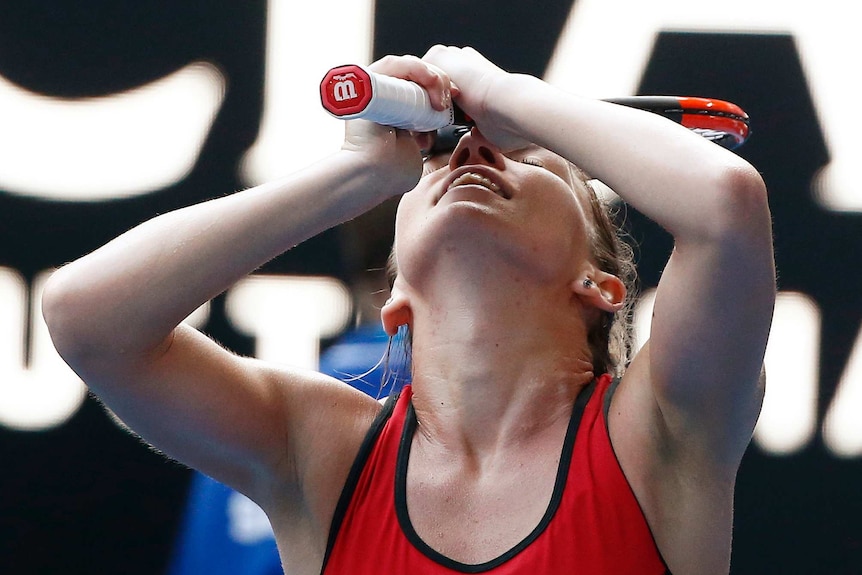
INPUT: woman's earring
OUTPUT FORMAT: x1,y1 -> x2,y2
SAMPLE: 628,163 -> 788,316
583,278 -> 594,289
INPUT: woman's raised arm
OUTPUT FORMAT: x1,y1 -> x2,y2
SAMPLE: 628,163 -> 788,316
424,45 -> 775,464
41,57 -> 450,502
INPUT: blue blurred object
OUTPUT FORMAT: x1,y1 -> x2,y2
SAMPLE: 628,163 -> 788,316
319,322 -> 407,399
167,475 -> 283,575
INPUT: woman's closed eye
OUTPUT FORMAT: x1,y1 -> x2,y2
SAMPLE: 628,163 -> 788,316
520,156 -> 545,168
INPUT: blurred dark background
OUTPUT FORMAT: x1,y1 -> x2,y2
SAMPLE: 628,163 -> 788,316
1,1 -> 860,573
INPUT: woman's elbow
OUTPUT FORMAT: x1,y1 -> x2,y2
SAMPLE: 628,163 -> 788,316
41,266 -> 97,362
726,161 -> 768,207
705,161 -> 771,240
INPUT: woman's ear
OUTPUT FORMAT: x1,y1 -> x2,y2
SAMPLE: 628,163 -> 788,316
381,288 -> 412,336
573,269 -> 626,313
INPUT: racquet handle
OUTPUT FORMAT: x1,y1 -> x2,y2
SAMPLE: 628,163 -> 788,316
320,64 -> 454,132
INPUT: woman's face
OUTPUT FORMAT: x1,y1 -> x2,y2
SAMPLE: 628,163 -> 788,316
392,129 -> 596,291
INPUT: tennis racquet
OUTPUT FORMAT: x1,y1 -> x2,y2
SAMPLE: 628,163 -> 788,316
320,65 -> 751,152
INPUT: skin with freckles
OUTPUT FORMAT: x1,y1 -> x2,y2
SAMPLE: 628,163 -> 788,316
42,46 -> 774,575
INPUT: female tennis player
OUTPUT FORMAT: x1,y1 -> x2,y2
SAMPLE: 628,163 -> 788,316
43,46 -> 774,575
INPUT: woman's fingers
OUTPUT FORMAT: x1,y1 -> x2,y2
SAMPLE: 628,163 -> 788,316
368,54 -> 452,111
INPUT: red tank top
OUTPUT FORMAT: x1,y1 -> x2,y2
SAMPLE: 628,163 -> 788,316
321,375 -> 670,574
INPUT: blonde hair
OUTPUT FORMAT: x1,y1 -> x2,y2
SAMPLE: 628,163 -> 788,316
572,165 -> 638,377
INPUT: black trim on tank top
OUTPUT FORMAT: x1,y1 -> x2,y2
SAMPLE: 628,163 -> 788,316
320,392 -> 400,573
394,381 -> 598,573
602,377 -> 673,575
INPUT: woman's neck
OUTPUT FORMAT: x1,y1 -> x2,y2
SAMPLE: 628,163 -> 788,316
404,269 -> 595,460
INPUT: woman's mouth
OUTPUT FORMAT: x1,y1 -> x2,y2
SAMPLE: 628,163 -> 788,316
446,172 -> 509,198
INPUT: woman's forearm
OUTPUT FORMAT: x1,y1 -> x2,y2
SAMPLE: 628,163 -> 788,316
43,149 -> 395,362
490,73 -> 769,242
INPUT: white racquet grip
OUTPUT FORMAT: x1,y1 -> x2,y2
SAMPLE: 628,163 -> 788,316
320,64 -> 454,132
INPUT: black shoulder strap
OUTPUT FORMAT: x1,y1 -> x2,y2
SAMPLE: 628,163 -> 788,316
321,392 -> 400,572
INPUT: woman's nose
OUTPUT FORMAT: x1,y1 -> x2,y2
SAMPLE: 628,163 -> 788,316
448,127 -> 506,170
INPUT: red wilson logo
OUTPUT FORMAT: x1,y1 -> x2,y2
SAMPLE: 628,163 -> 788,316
320,65 -> 373,116
332,73 -> 359,101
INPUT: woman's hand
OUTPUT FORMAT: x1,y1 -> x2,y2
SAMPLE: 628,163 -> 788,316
421,45 -> 530,152
341,54 -> 456,196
